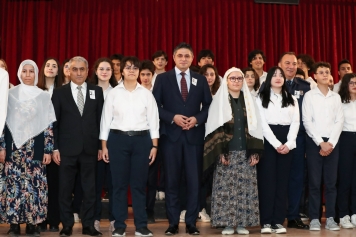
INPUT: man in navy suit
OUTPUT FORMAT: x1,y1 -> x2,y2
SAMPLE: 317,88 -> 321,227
153,42 -> 212,235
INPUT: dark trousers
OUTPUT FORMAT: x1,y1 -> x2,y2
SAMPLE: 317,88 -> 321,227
257,125 -> 293,225
72,173 -> 83,214
306,136 -> 339,220
287,132 -> 306,220
59,152 -> 97,227
146,147 -> 160,215
47,162 -> 60,226
95,160 -> 114,221
338,131 -> 356,217
108,132 -> 152,229
163,133 -> 203,226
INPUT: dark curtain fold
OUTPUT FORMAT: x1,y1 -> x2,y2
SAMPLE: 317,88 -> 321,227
0,0 -> 355,85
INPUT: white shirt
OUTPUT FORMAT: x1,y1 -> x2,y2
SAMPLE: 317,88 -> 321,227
342,100 -> 356,132
256,90 -> 300,150
259,71 -> 268,85
333,81 -> 341,93
151,73 -> 157,88
0,68 -> 9,133
70,81 -> 87,104
175,67 -> 191,92
302,87 -> 344,146
99,82 -> 160,140
250,89 -> 258,98
306,77 -> 317,89
103,85 -> 113,99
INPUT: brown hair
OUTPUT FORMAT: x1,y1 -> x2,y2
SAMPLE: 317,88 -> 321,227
89,58 -> 118,88
339,73 -> 356,103
199,64 -> 220,95
38,57 -> 63,91
241,67 -> 260,91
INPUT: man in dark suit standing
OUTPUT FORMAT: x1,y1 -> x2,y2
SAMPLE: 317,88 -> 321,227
52,56 -> 104,236
153,43 -> 212,235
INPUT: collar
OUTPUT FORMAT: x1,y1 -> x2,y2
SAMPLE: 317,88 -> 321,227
70,81 -> 87,91
118,81 -> 142,91
175,67 -> 190,78
315,86 -> 334,97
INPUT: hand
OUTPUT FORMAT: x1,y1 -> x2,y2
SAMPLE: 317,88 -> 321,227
52,150 -> 61,165
0,149 -> 6,164
277,144 -> 290,154
102,147 -> 109,163
149,148 -> 157,166
183,116 -> 197,130
173,115 -> 188,128
320,142 -> 333,154
249,154 -> 259,166
43,154 -> 51,165
98,150 -> 103,161
220,154 -> 229,166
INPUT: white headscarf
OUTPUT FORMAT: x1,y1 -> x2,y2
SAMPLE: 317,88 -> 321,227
0,68 -> 9,133
6,60 -> 56,148
205,67 -> 263,140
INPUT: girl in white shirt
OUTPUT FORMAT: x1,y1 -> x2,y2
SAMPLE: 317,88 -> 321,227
38,58 -> 63,96
242,67 -> 261,97
337,73 -> 356,228
256,66 -> 300,234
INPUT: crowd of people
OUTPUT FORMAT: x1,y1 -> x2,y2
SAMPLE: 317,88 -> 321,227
0,42 -> 355,237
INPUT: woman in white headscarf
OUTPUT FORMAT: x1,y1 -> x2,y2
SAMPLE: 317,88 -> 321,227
203,67 -> 264,235
0,60 -> 56,236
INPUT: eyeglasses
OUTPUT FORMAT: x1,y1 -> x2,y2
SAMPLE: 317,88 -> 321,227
228,77 -> 243,82
124,66 -> 139,71
316,71 -> 330,75
349,81 -> 356,86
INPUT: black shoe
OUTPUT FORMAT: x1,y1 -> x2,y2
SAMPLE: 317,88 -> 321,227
82,226 -> 102,236
135,227 -> 153,236
112,228 -> 126,236
34,226 -> 41,236
59,226 -> 73,236
37,222 -> 47,232
186,225 -> 200,235
165,225 -> 179,235
287,218 -> 309,229
48,225 -> 59,232
26,224 -> 36,236
147,212 -> 156,224
8,224 -> 20,236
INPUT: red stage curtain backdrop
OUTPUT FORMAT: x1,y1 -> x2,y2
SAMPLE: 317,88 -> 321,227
1,0 -> 355,85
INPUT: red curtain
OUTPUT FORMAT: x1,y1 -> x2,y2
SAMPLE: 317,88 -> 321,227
1,0 -> 355,85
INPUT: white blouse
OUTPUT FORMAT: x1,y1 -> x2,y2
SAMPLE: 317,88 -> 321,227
342,100 -> 356,132
256,90 -> 300,150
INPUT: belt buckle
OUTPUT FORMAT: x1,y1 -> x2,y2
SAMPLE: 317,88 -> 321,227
127,131 -> 134,136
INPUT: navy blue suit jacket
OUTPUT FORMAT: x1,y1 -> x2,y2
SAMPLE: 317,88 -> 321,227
152,69 -> 212,145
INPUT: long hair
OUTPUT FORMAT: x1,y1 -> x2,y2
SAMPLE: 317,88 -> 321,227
199,64 -> 220,95
339,73 -> 356,103
89,58 -> 118,88
241,67 -> 260,91
38,57 -> 63,90
0,59 -> 8,71
259,66 -> 295,108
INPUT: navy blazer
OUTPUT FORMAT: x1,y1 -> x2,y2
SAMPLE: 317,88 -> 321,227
152,69 -> 212,145
52,83 -> 104,156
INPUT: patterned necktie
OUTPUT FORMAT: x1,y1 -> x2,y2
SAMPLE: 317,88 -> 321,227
286,80 -> 293,88
77,86 -> 84,116
180,72 -> 188,101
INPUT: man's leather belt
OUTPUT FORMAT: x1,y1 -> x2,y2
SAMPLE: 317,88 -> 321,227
110,129 -> 149,136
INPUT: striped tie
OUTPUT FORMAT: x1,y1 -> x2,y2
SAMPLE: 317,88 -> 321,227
180,72 -> 188,101
77,86 -> 84,116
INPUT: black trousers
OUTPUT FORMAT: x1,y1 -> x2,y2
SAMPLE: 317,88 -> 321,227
95,160 -> 113,221
338,131 -> 356,217
306,136 -> 339,220
46,162 -> 60,226
163,133 -> 203,226
59,152 -> 97,227
146,146 -> 160,215
108,132 -> 152,229
257,125 -> 293,225
72,173 -> 83,214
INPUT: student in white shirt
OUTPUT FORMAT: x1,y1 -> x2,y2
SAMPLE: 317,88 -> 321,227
297,54 -> 317,89
242,67 -> 260,97
38,58 -> 63,96
256,66 -> 300,234
89,58 -> 118,232
333,59 -> 353,92
302,62 -> 344,231
151,50 -> 168,87
337,73 -> 356,228
100,56 -> 159,237
140,60 -> 155,92
110,54 -> 124,83
248,50 -> 267,85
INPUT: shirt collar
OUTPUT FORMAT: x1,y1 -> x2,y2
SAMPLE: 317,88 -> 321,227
70,81 -> 87,91
118,82 -> 142,91
175,67 -> 190,78
315,86 -> 334,97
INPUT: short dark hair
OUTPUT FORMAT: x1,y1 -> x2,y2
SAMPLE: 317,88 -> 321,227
313,61 -> 331,74
297,54 -> 315,71
151,50 -> 168,61
38,57 -> 63,91
197,49 -> 215,63
190,65 -> 200,73
140,60 -> 155,75
279,52 -> 296,62
338,59 -> 352,70
110,54 -> 124,61
296,68 -> 306,79
339,73 -> 356,103
199,64 -> 220,95
89,57 -> 118,88
173,42 -> 194,55
241,67 -> 260,91
120,56 -> 141,80
248,49 -> 266,65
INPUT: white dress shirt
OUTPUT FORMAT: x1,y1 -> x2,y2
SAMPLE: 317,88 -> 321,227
99,82 -> 160,140
342,100 -> 356,132
0,68 -> 9,133
259,71 -> 268,85
250,89 -> 258,98
256,90 -> 300,150
302,87 -> 344,146
306,77 -> 317,89
151,73 -> 157,88
175,67 -> 191,92
70,81 -> 87,104
333,81 -> 341,93
103,85 -> 113,99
